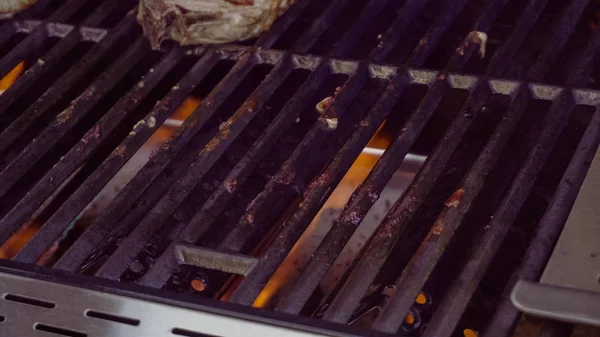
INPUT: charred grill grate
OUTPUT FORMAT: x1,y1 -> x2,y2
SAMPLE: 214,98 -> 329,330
1,0 -> 600,336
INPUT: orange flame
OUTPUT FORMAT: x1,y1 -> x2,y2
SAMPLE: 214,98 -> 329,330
252,122 -> 392,308
0,61 -> 25,93
0,59 -> 202,260
0,62 -> 28,258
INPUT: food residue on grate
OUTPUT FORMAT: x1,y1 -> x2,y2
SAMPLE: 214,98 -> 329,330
316,96 -> 334,114
253,123 -> 425,308
456,31 -> 488,59
324,117 -> 338,130
444,188 -> 465,208
0,92 -> 201,263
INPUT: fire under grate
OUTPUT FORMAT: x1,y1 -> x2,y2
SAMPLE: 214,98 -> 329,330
1,0 -> 600,336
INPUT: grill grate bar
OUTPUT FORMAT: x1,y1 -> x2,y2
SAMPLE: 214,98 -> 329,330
327,0 -> 389,58
9,47 -> 185,264
319,86 -> 473,324
405,0 -> 469,66
445,0 -> 510,72
486,0 -> 549,77
288,81 -> 458,317
216,64 -> 366,254
472,0 -> 512,32
265,0 -> 522,316
369,0 -> 432,62
22,46 -> 182,271
417,24 -> 600,337
137,57 -> 331,288
0,21 -> 144,246
369,0 -> 597,332
26,48 -> 232,268
80,0 -> 130,28
94,51 -> 290,280
446,0 -> 508,72
526,0 -> 588,81
402,85 -> 536,336
0,0 -> 599,335
320,0 -> 576,325
0,27 -> 80,123
0,25 -> 46,83
255,1 -> 312,49
45,0 -> 91,24
0,0 -> 116,81
271,78 -> 455,315
49,48 -> 233,271
0,22 -> 17,48
0,46 -> 183,253
291,0 -> 353,54
228,67 -> 410,306
318,25 -> 505,331
483,93 -> 600,337
377,34 -> 600,337
0,16 -> 138,171
0,35 -> 148,230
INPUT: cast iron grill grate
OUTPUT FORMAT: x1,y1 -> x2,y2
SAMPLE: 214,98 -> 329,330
0,0 -> 600,336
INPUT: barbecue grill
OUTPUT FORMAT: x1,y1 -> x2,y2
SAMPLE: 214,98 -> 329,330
1,0 -> 600,336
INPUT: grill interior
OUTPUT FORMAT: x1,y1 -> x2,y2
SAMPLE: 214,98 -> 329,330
1,0 -> 600,336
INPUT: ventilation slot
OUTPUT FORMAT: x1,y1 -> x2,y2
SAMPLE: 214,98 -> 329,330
35,323 -> 87,337
4,294 -> 55,309
85,310 -> 140,326
172,327 -> 221,337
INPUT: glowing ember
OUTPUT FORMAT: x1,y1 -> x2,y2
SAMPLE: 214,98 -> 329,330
252,122 -> 425,308
0,61 -> 25,95
0,83 -> 202,261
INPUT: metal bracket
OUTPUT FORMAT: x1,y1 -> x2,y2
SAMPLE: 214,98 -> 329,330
174,244 -> 259,276
511,280 -> 600,327
511,137 -> 600,326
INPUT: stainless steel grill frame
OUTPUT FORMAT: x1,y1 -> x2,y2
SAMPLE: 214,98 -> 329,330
1,0 -> 600,336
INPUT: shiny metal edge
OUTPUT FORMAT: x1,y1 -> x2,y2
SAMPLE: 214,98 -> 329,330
540,141 -> 600,293
0,272 -> 332,337
511,280 -> 600,327
510,132 -> 600,326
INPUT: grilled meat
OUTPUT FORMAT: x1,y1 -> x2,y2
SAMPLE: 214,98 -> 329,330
0,0 -> 35,16
137,0 -> 295,49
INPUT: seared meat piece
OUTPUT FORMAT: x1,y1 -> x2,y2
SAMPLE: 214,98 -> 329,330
0,0 -> 35,16
137,0 -> 295,49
